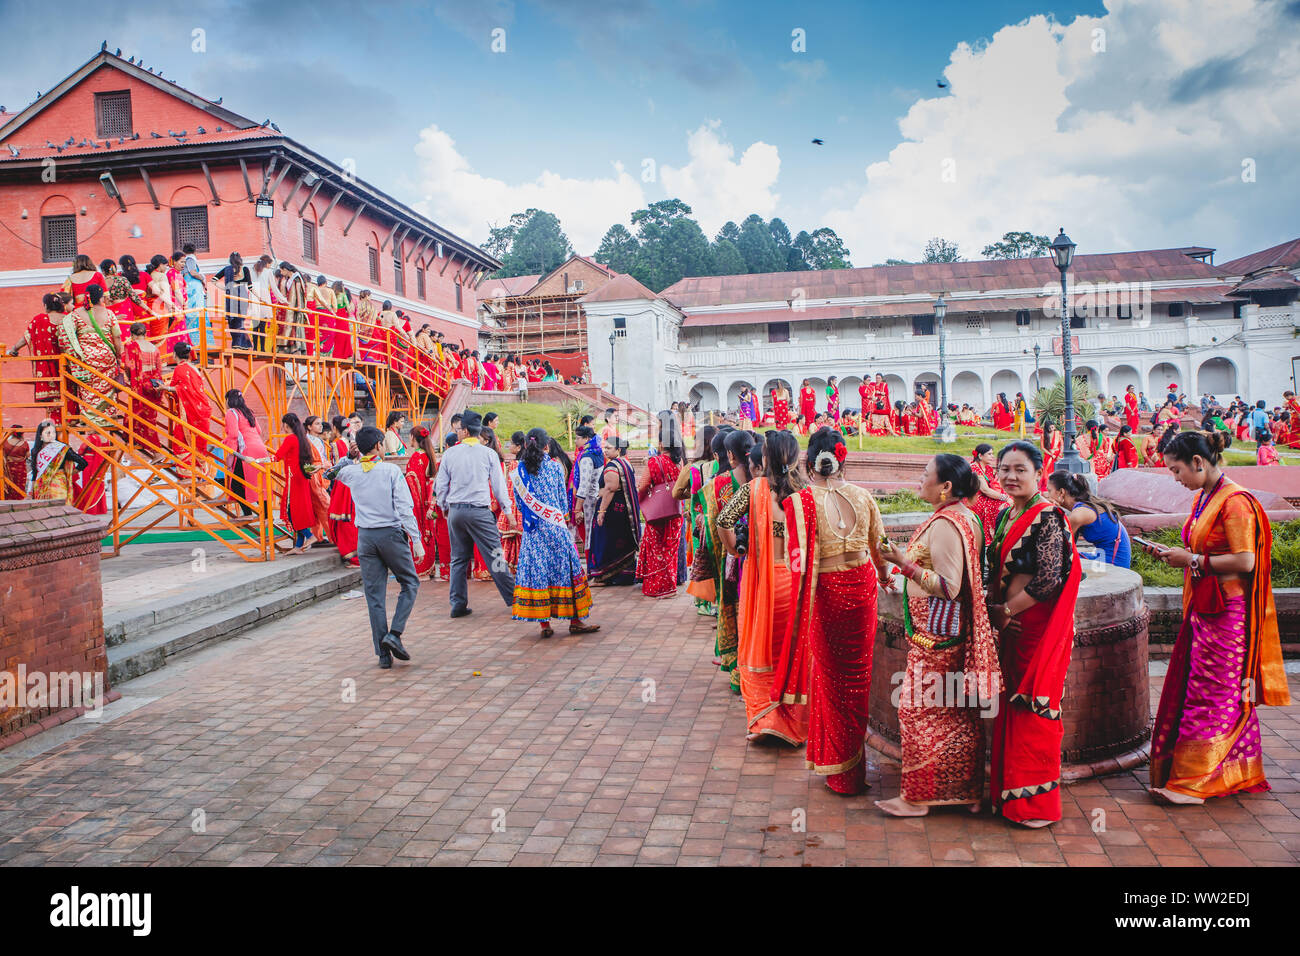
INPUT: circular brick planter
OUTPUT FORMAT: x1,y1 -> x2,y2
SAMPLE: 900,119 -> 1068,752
866,565 -> 1152,780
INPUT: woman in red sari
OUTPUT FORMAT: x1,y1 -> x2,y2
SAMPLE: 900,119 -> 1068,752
122,322 -> 166,463
303,416 -> 333,542
1039,420 -> 1063,490
635,433 -> 684,599
1115,425 -> 1138,469
719,430 -> 808,744
991,392 -> 1015,431
2,429 -> 29,498
799,379 -> 817,426
275,413 -> 318,553
165,341 -> 214,474
914,391 -> 935,436
774,427 -> 889,794
62,255 -> 107,310
1142,431 -> 1290,805
877,455 -> 1002,816
1087,421 -> 1114,479
968,443 -> 1008,545
6,294 -> 66,422
986,440 -> 1081,827
825,377 -> 841,424
331,282 -> 355,362
327,416 -> 360,567
771,383 -> 792,431
404,425 -> 440,577
1123,385 -> 1140,434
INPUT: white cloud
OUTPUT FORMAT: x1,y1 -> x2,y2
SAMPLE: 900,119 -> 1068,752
659,121 -> 781,238
411,125 -> 646,253
824,0 -> 1300,265
412,120 -> 782,254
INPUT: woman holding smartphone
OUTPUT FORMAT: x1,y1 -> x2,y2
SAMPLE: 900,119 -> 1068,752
1140,431 -> 1289,805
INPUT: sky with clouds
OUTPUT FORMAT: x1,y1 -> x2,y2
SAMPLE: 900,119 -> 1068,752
1,0 -> 1296,266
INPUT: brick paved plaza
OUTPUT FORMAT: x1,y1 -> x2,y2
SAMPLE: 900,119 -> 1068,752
1,577 -> 1297,867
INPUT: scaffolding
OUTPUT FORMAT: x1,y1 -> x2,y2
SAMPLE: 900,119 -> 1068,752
481,291 -> 588,357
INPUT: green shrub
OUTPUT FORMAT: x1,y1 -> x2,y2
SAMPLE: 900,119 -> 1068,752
1129,518 -> 1300,589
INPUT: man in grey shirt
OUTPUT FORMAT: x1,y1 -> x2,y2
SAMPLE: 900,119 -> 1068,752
328,426 -> 421,668
435,410 -> 517,617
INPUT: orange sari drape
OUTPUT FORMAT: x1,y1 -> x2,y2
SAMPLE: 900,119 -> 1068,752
736,478 -> 807,745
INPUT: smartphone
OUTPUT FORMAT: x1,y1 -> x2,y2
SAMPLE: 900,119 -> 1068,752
1132,536 -> 1169,553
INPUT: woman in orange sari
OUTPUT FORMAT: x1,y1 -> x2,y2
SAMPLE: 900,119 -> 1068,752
774,427 -> 889,794
877,454 -> 1002,816
303,416 -> 333,542
986,441 -> 1081,828
719,430 -> 807,744
1142,431 -> 1290,804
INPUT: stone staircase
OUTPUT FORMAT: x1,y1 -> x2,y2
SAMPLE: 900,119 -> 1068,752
104,550 -> 360,685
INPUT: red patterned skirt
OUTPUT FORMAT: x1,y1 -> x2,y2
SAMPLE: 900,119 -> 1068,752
636,514 -> 683,598
899,641 -> 985,804
806,563 -> 877,794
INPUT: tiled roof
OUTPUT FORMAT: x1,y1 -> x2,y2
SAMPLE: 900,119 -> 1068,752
662,248 -> 1226,308
578,273 -> 661,304
479,275 -> 542,299
0,125 -> 278,162
1217,238 -> 1300,277
1228,271 -> 1300,295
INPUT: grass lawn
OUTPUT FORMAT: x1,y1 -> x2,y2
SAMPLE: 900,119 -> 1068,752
462,401 -> 573,444
1131,519 -> 1299,589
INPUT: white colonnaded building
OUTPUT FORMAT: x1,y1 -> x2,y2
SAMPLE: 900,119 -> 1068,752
578,237 -> 1300,416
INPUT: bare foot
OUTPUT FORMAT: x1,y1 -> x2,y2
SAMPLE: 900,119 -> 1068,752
875,797 -> 929,817
1151,786 -> 1205,806
1016,818 -> 1055,829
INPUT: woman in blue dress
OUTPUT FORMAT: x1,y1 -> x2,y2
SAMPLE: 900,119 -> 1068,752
511,428 -> 602,638
1047,472 -> 1132,568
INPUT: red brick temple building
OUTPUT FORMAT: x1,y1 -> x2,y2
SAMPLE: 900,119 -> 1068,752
0,49 -> 499,352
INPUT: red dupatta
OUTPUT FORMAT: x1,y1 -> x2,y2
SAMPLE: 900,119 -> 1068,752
771,486 -> 818,706
990,500 -> 1081,716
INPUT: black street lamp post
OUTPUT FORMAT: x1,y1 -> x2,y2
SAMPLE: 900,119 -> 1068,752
608,331 -> 617,396
1051,228 -> 1088,475
933,294 -> 954,441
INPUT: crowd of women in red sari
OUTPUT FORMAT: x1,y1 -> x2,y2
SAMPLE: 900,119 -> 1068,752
675,419 -> 1288,826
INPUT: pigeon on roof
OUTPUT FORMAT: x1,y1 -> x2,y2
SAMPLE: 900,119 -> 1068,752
150,131 -> 162,138
6,145 -> 19,157
196,126 -> 205,134
214,97 -> 222,105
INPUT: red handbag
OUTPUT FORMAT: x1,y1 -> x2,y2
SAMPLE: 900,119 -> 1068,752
640,478 -> 680,522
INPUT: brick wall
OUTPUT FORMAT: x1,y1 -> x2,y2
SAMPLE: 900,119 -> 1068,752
0,499 -> 117,746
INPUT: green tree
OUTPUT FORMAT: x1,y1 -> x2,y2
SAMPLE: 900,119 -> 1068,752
981,230 -> 1051,259
793,227 -> 853,270
769,218 -> 793,262
715,221 -> 741,244
624,199 -> 713,291
494,209 -> 573,277
737,213 -> 783,274
711,238 -> 746,275
594,224 -> 639,274
922,237 -> 962,263
484,210 -> 533,262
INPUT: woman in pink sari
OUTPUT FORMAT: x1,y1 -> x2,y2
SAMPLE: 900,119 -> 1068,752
482,354 -> 501,391
1142,431 -> 1290,804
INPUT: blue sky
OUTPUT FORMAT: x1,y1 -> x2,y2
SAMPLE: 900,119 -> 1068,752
1,0 -> 1296,266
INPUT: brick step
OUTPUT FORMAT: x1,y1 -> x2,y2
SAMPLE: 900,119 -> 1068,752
106,564 -> 361,685
103,551 -> 351,648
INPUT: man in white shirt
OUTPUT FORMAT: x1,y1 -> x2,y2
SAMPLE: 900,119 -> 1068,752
328,426 -> 422,669
434,410 -> 517,617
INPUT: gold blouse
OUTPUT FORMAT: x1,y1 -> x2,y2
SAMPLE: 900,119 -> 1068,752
716,482 -> 785,538
903,506 -> 981,598
809,483 -> 885,561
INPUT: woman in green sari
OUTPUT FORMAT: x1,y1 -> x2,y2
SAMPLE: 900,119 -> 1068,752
701,428 -> 755,693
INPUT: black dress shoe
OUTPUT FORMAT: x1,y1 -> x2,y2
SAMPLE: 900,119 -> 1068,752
381,633 -> 410,661
378,655 -> 392,669
450,607 -> 473,619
